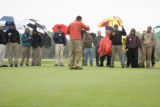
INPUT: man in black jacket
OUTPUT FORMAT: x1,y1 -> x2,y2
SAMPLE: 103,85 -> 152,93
6,23 -> 20,67
0,22 -> 8,67
110,24 -> 126,68
53,27 -> 66,66
31,30 -> 42,66
93,30 -> 103,66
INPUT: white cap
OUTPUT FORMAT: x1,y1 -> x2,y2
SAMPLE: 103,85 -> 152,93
0,21 -> 6,27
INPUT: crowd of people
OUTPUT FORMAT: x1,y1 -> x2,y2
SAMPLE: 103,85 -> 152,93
0,16 -> 157,70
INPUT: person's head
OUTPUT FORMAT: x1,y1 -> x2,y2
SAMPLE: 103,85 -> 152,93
0,25 -> 4,30
130,28 -> 136,36
87,33 -> 90,37
114,24 -> 118,31
32,29 -> 38,36
25,28 -> 30,34
147,26 -> 152,33
10,23 -> 15,30
76,16 -> 82,22
57,26 -> 61,32
105,30 -> 110,36
97,30 -> 101,36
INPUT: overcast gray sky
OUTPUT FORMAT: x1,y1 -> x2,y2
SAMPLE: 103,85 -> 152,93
0,0 -> 159,35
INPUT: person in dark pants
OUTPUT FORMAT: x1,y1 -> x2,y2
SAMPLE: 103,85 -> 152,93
126,28 -> 140,68
98,30 -> 112,67
100,55 -> 111,67
93,31 -> 103,66
151,47 -> 155,67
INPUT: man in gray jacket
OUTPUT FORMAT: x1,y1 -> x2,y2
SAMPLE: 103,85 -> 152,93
93,31 -> 103,66
139,26 -> 156,68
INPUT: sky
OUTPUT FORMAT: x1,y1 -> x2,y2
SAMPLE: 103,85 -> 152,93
0,0 -> 160,35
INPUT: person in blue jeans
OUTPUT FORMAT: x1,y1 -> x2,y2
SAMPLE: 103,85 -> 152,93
83,33 -> 93,66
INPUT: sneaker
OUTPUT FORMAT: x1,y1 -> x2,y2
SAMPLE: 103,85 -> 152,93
20,64 -> 23,67
54,64 -> 58,66
15,65 -> 18,67
60,64 -> 64,66
10,65 -> 13,67
90,64 -> 93,66
74,66 -> 83,70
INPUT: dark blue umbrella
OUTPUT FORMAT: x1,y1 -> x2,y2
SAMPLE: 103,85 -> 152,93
105,26 -> 114,32
0,16 -> 15,31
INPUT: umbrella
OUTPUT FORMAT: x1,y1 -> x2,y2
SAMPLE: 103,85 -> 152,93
52,24 -> 68,35
105,26 -> 114,32
153,25 -> 160,39
0,16 -> 26,33
0,16 -> 15,31
21,19 -> 52,48
97,16 -> 123,27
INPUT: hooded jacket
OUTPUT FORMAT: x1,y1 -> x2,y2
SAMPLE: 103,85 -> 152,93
126,35 -> 140,49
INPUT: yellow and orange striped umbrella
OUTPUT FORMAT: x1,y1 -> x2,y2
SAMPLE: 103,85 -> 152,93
97,16 -> 123,27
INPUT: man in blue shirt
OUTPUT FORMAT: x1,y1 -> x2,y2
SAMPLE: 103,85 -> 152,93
20,28 -> 32,66
53,26 -> 66,66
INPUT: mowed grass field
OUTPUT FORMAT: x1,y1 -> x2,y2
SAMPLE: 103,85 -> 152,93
0,60 -> 160,107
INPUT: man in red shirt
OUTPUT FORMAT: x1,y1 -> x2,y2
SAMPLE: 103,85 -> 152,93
68,16 -> 90,70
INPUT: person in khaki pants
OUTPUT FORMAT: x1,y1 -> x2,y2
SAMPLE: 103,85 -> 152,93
139,26 -> 156,68
31,30 -> 42,66
53,27 -> 66,66
20,28 -> 32,66
110,25 -> 126,68
0,22 -> 8,67
67,16 -> 90,70
6,23 -> 20,67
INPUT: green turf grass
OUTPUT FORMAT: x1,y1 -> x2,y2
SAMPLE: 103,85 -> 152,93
0,61 -> 160,107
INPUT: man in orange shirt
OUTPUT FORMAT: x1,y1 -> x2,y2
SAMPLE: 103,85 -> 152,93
68,16 -> 90,70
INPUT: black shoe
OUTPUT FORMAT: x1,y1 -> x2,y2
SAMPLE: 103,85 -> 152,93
74,66 -> 83,70
20,64 -> 23,67
96,63 -> 99,67
15,65 -> 18,67
122,66 -> 125,68
0,65 -> 8,67
99,64 -> 104,67
90,64 -> 93,66
54,64 -> 58,66
10,65 -> 13,67
109,66 -> 114,68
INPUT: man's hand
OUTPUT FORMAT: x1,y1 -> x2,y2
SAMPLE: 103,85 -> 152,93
64,45 -> 66,48
59,33 -> 62,37
28,36 -> 31,40
112,32 -> 115,36
8,33 -> 12,36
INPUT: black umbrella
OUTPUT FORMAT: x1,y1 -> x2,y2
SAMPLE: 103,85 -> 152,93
23,19 -> 52,48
